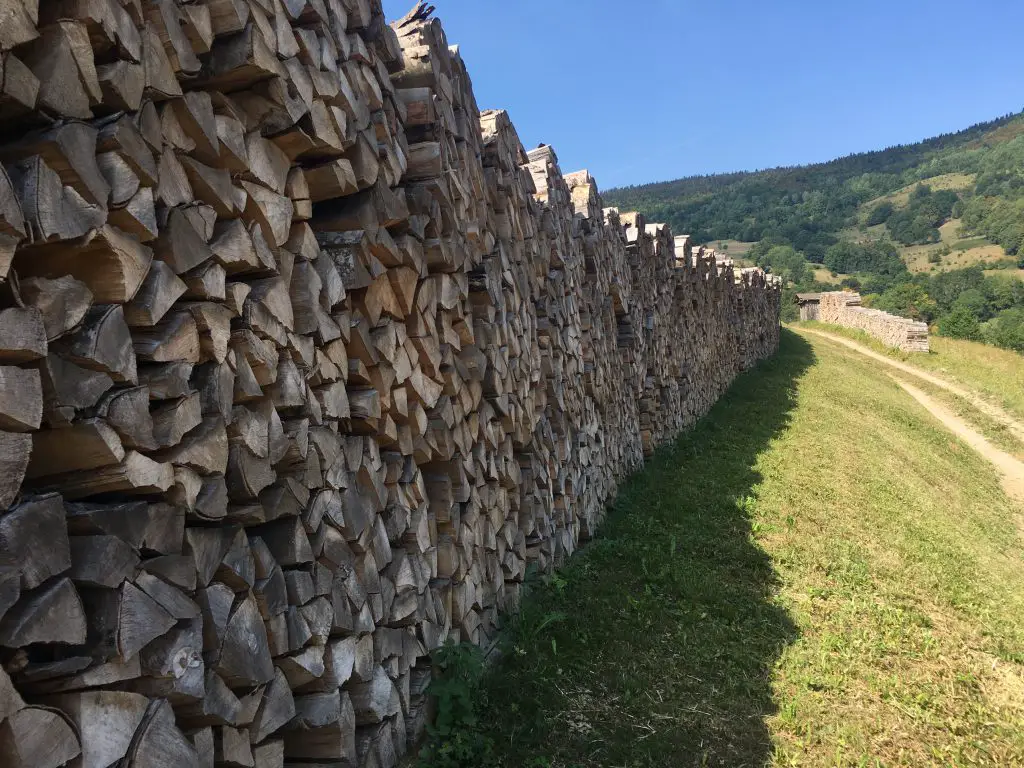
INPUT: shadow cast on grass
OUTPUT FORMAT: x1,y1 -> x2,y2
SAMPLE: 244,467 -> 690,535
478,329 -> 816,768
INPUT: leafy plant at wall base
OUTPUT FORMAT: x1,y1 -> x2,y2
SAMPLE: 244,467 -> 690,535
417,643 -> 495,768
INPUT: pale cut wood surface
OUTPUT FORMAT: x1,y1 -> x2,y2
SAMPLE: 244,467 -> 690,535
0,2 -> 780,767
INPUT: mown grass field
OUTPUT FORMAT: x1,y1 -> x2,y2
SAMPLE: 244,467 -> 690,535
798,322 -> 1024,423
795,322 -> 1024,461
429,330 -> 1024,767
713,240 -> 756,266
916,338 -> 1024,421
902,373 -> 1024,461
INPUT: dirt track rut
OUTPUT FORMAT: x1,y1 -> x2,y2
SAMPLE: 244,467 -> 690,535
799,328 -> 1024,506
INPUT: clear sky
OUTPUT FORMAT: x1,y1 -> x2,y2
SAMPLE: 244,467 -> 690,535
381,0 -> 1024,190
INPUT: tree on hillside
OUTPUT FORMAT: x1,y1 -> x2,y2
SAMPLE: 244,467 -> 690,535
924,266 -> 979,308
870,283 -> 938,322
866,201 -> 894,226
883,185 -> 959,246
953,288 -> 991,321
981,308 -> 1024,352
938,306 -> 981,340
960,196 -> 1024,255
756,245 -> 810,285
824,239 -> 906,276
987,273 -> 1024,310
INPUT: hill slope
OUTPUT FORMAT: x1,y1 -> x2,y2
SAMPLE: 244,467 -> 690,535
603,112 -> 1024,351
603,111 -> 1024,260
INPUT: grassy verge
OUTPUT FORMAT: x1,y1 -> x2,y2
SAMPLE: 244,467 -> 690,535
796,322 -> 1024,458
893,374 -> 1024,461
796,321 -> 1024,422
423,330 -> 1024,767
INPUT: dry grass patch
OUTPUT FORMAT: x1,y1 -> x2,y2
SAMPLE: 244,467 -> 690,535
713,239 -> 756,264
811,267 -> 846,285
860,174 -> 976,219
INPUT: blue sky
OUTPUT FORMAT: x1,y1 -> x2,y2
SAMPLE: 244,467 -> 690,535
381,0 -> 1024,190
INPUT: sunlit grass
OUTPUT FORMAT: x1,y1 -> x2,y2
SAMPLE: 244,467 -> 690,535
797,321 -> 1024,422
464,330 -> 1024,767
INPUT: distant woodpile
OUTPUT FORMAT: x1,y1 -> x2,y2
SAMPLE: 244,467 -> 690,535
815,292 -> 929,352
0,1 -> 781,766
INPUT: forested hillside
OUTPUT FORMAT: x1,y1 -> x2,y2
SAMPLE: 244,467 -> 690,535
604,112 -> 1024,352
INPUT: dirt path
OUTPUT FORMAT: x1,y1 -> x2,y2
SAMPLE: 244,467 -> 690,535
800,328 -> 1024,444
796,327 -> 1024,504
892,378 -> 1024,505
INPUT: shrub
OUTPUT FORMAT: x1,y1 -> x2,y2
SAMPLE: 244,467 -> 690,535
981,307 -> 1024,352
867,201 -> 895,226
872,282 -> 938,322
938,306 -> 981,340
417,643 -> 495,768
824,239 -> 907,277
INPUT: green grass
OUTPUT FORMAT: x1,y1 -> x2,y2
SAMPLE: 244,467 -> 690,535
904,374 -> 1024,461
793,321 -> 1024,458
435,330 -> 1024,767
922,336 -> 1024,420
952,236 -> 991,251
797,321 -> 1024,422
715,240 -> 756,262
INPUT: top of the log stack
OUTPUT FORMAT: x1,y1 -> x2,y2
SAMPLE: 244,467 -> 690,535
480,110 -> 528,167
795,292 -> 822,303
564,171 -> 602,219
563,170 -> 593,188
525,144 -> 557,164
823,290 -> 863,307
673,235 -> 693,265
394,2 -> 437,31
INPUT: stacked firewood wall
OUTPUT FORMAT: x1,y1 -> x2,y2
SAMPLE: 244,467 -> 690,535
0,1 -> 781,766
817,291 -> 929,352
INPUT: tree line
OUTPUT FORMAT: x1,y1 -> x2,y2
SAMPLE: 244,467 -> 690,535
604,112 -> 1022,253
764,254 -> 1024,352
604,110 -> 1024,354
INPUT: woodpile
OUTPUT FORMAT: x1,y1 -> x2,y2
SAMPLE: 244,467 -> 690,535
0,0 -> 780,765
817,292 -> 929,352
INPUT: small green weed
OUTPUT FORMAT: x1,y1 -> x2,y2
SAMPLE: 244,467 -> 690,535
417,643 -> 495,768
